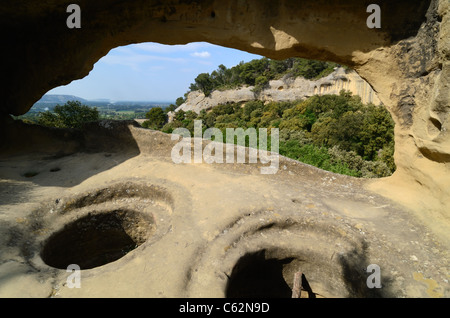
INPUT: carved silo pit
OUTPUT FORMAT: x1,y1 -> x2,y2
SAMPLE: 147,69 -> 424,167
41,209 -> 153,270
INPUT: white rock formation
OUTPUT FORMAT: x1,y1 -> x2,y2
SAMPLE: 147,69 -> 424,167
176,67 -> 381,114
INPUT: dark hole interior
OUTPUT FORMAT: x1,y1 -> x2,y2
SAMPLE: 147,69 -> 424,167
429,117 -> 442,131
225,249 -> 315,298
41,209 -> 150,270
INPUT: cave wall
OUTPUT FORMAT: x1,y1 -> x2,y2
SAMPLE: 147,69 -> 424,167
0,0 -> 433,116
1,0 -> 449,221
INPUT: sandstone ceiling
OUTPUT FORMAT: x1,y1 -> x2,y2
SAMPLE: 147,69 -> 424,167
0,0 -> 449,240
0,0 -> 433,116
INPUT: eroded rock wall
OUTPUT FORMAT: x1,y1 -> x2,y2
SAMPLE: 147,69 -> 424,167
354,0 -> 450,230
177,67 -> 381,114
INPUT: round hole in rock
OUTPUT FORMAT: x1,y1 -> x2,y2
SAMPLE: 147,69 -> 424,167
225,249 -> 316,298
41,209 -> 153,270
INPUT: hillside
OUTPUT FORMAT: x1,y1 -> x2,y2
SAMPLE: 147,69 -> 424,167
34,94 -> 88,104
177,67 -> 381,114
186,57 -> 339,95
146,59 -> 390,179
160,91 -> 395,178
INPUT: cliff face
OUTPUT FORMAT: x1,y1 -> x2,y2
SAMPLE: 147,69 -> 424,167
0,0 -> 449,234
177,67 -> 381,114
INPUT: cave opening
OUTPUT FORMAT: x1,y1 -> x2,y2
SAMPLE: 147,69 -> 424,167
17,41 -> 395,179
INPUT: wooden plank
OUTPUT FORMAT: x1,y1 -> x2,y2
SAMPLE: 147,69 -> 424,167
292,271 -> 303,298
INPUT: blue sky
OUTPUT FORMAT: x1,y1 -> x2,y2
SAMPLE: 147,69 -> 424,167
47,42 -> 262,103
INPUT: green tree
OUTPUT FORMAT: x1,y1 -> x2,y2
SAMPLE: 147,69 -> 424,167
310,116 -> 335,146
291,59 -> 337,79
243,101 -> 264,120
161,121 -> 182,134
195,73 -> 215,96
37,100 -> 99,129
252,75 -> 269,94
175,97 -> 186,107
184,110 -> 198,121
359,104 -> 395,161
175,109 -> 186,121
379,143 -> 396,172
329,111 -> 365,154
165,104 -> 177,113
142,107 -> 167,130
269,59 -> 289,76
204,112 -> 217,128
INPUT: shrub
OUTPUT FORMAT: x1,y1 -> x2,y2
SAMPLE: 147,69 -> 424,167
327,145 -> 392,178
279,129 -> 312,145
279,141 -> 359,177
142,107 -> 167,130
252,75 -> 269,94
161,121 -> 182,134
243,101 -> 264,119
37,100 -> 99,129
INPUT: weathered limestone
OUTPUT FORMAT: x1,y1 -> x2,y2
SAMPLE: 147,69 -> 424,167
0,125 -> 448,297
177,67 -> 381,114
0,0 -> 448,244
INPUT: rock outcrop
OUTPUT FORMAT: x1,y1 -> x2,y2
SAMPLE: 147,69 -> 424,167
0,0 -> 447,251
0,122 -> 448,298
176,67 -> 381,114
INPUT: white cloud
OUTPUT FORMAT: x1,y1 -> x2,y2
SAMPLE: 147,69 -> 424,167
190,51 -> 211,58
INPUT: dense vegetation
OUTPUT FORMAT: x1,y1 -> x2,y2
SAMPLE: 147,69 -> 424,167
148,91 -> 395,178
186,57 -> 341,97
